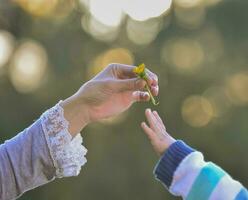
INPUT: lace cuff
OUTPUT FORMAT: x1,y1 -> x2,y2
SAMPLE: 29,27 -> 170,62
40,101 -> 87,178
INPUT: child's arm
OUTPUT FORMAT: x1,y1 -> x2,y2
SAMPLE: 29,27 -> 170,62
141,109 -> 248,200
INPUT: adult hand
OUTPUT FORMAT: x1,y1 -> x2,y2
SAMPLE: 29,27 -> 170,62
61,63 -> 159,136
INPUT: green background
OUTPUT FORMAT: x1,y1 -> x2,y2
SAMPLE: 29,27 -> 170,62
0,0 -> 247,199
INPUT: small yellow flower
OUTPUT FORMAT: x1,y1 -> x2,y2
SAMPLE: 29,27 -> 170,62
133,63 -> 146,76
133,63 -> 159,105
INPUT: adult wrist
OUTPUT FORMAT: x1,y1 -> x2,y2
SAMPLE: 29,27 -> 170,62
60,94 -> 90,137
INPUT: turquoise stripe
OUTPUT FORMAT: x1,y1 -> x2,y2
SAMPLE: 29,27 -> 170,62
235,188 -> 248,200
186,163 -> 226,200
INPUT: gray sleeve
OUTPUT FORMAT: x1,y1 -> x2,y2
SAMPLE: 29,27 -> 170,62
0,119 -> 56,200
0,102 -> 88,200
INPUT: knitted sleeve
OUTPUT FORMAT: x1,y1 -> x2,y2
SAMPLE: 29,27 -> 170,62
154,140 -> 248,200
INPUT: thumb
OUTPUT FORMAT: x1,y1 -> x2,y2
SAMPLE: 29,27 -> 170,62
115,78 -> 146,92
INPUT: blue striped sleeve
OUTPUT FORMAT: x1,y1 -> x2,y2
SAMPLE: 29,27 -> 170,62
235,188 -> 248,200
153,140 -> 248,200
186,163 -> 226,200
153,140 -> 195,188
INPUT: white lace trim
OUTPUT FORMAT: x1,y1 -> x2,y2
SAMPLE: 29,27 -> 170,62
40,101 -> 87,178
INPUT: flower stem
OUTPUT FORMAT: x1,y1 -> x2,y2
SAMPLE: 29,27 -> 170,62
145,84 -> 159,105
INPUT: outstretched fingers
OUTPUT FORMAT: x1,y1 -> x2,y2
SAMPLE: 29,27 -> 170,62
153,111 -> 166,130
141,122 -> 156,141
145,108 -> 160,132
145,109 -> 167,140
142,109 -> 176,156
145,108 -> 156,131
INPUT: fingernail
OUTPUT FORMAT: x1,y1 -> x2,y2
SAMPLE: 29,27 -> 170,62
145,92 -> 149,97
142,92 -> 147,97
153,86 -> 158,92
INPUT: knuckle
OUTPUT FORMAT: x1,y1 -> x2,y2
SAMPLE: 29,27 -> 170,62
136,79 -> 146,89
108,63 -> 116,69
150,73 -> 158,81
154,74 -> 158,81
107,63 -> 118,73
108,63 -> 122,77
148,70 -> 158,82
153,73 -> 158,80
108,63 -> 120,70
130,80 -> 136,89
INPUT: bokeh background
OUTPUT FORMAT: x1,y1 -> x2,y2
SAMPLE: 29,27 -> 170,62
0,0 -> 248,199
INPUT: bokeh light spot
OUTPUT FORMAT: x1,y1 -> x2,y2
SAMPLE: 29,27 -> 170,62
9,40 -> 48,93
14,0 -> 74,18
182,95 -> 214,127
161,38 -> 204,74
174,0 -> 203,8
0,30 -> 15,69
197,26 -> 223,63
123,0 -> 172,21
174,0 -> 206,29
205,0 -> 223,7
126,17 -> 163,45
81,15 -> 120,42
89,0 -> 124,27
88,48 -> 134,78
15,0 -> 58,17
203,86 -> 231,117
226,72 -> 248,106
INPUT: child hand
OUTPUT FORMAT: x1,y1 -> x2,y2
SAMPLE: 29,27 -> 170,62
141,109 -> 176,156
